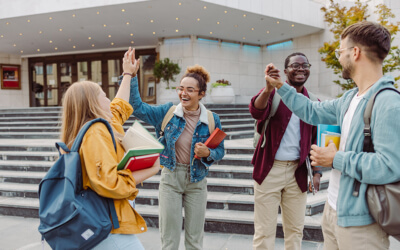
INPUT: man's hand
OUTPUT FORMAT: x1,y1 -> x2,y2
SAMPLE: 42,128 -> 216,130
309,173 -> 321,193
310,141 -> 337,167
264,63 -> 284,89
194,142 -> 210,158
264,65 -> 275,93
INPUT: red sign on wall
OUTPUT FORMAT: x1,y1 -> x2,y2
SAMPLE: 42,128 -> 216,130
1,64 -> 21,89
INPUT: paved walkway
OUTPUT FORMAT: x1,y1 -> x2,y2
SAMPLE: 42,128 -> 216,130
1,216 -> 399,250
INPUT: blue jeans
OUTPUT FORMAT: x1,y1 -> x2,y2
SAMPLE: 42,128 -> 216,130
92,233 -> 144,250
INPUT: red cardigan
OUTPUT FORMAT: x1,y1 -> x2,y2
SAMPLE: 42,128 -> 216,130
249,87 -> 317,192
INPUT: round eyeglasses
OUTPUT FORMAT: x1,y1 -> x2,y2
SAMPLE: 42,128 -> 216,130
175,87 -> 200,95
288,63 -> 312,70
335,47 -> 354,59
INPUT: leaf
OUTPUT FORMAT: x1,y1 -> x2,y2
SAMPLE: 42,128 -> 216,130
319,0 -> 400,94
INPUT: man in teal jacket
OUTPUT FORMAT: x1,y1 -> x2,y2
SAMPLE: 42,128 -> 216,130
264,21 -> 400,249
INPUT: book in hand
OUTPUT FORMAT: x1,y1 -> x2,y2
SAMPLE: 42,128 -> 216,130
118,153 -> 160,171
194,127 -> 226,159
118,120 -> 164,169
317,124 -> 341,149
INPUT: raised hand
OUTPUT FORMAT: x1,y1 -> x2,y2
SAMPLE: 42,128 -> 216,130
264,63 -> 284,89
264,65 -> 275,92
123,47 -> 140,76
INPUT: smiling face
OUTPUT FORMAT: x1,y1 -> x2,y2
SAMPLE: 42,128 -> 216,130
178,77 -> 205,111
284,55 -> 310,87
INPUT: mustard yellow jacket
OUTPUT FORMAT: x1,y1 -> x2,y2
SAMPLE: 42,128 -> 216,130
79,98 -> 147,234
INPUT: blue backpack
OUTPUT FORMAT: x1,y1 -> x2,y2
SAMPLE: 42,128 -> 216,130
38,118 -> 120,250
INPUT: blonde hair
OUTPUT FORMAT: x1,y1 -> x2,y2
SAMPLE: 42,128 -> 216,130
60,81 -> 111,148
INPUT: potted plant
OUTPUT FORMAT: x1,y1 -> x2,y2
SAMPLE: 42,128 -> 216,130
153,58 -> 181,90
153,58 -> 181,104
210,79 -> 235,104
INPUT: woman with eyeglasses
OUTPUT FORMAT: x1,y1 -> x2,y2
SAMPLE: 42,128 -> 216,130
126,63 -> 225,250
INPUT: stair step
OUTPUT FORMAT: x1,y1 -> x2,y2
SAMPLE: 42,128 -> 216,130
0,197 -> 323,241
0,161 -> 53,172
0,118 -> 255,127
0,181 -> 327,214
0,151 -> 58,161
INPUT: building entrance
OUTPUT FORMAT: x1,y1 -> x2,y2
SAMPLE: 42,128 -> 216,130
29,49 -> 156,107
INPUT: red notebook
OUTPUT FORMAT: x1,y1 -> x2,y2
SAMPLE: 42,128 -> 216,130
194,128 -> 227,159
122,153 -> 160,171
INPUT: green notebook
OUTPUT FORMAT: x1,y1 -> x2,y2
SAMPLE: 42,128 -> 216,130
118,121 -> 164,170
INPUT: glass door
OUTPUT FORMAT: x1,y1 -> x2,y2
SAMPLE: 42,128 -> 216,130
139,55 -> 156,104
32,63 -> 44,107
107,59 -> 121,100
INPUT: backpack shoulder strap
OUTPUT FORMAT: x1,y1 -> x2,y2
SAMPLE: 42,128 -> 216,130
161,105 -> 176,135
353,87 -> 400,197
207,110 -> 215,134
363,87 -> 400,152
259,91 -> 281,148
70,118 -> 116,152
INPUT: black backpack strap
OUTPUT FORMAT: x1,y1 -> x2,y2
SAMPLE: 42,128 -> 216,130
353,88 -> 400,197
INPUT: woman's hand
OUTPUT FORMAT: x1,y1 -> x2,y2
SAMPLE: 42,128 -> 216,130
123,47 -> 140,76
131,157 -> 160,184
194,142 -> 210,158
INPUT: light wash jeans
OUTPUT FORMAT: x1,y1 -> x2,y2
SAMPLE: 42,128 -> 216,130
92,233 -> 144,250
159,163 -> 208,250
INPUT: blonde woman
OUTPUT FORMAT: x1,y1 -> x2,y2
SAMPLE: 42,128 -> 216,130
60,47 -> 159,249
126,65 -> 225,249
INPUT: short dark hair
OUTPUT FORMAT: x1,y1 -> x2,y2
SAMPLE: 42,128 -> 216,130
341,21 -> 391,62
284,52 -> 309,69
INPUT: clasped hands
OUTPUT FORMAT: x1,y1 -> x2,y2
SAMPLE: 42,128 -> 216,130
122,47 -> 140,76
264,63 -> 337,167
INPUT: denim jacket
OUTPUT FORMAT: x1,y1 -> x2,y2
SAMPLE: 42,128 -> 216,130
125,76 -> 225,183
277,75 -> 400,227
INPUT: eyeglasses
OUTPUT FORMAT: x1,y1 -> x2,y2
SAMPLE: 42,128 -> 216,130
288,63 -> 312,70
175,86 -> 200,95
335,47 -> 354,59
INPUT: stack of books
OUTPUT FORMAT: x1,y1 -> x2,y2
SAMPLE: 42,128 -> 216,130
317,124 -> 341,149
117,121 -> 164,171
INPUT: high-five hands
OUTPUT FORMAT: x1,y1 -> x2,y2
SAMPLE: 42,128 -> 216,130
264,63 -> 284,89
123,47 -> 140,76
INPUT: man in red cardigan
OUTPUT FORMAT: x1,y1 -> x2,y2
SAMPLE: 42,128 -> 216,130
249,52 -> 321,250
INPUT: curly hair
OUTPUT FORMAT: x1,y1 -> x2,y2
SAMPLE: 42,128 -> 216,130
181,64 -> 210,94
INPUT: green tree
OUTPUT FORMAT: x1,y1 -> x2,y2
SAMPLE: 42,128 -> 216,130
153,58 -> 181,89
319,0 -> 400,94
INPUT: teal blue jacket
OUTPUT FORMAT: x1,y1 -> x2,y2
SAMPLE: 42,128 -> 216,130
277,75 -> 400,227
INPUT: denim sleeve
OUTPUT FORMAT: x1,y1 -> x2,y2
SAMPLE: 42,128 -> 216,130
122,75 -> 172,132
200,113 -> 225,167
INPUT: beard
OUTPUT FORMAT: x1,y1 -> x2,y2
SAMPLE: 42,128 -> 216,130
341,60 -> 353,80
289,80 -> 306,87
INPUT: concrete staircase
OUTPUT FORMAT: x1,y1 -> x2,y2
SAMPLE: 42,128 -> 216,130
0,105 -> 328,241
